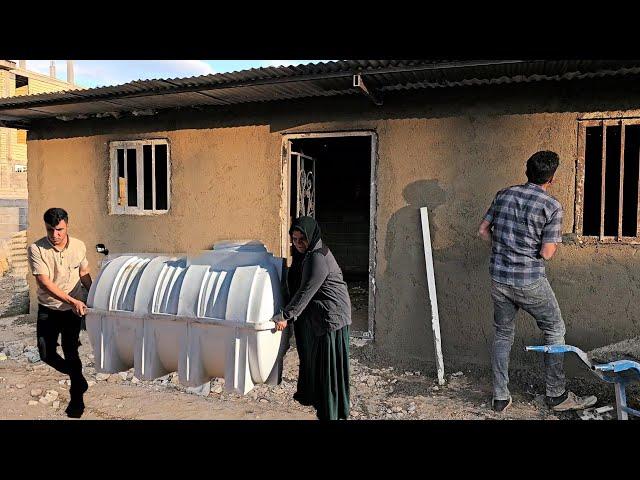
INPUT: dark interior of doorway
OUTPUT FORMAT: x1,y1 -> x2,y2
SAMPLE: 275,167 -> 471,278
290,136 -> 371,333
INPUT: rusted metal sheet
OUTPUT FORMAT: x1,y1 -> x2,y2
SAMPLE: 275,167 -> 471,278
2,61 -> 640,127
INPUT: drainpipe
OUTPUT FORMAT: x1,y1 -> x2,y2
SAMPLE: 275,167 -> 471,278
67,60 -> 74,85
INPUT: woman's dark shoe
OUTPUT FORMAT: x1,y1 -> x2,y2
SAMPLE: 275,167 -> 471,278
70,375 -> 88,395
293,392 -> 313,406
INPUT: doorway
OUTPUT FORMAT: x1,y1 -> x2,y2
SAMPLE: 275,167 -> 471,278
282,132 -> 377,338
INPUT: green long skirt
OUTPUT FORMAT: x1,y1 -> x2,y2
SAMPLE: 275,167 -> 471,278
309,325 -> 350,420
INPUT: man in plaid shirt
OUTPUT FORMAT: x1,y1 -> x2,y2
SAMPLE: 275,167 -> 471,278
478,151 -> 597,413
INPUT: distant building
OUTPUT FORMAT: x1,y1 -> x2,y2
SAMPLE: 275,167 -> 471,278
0,60 -> 78,240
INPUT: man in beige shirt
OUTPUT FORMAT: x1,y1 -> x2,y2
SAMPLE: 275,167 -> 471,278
28,207 -> 92,418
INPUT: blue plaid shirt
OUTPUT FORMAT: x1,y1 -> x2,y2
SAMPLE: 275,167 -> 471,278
483,183 -> 563,286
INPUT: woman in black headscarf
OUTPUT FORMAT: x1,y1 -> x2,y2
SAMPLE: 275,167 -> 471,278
272,216 -> 352,420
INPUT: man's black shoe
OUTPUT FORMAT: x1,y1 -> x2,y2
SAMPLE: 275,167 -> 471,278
492,396 -> 512,412
65,399 -> 85,419
545,391 -> 568,408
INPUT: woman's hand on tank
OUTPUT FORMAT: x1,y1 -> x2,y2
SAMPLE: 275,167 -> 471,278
270,312 -> 288,331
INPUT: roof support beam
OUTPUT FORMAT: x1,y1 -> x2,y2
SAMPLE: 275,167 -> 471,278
353,74 -> 383,106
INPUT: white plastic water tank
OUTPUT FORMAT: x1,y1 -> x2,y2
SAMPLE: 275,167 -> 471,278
85,241 -> 288,394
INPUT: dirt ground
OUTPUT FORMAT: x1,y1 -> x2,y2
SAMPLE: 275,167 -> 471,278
0,313 -> 586,421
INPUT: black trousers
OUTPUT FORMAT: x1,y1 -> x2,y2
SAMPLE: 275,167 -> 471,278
36,305 -> 85,389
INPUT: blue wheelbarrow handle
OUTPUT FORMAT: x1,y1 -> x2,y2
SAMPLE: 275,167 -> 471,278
594,360 -> 640,375
526,345 -> 578,354
525,345 -> 595,371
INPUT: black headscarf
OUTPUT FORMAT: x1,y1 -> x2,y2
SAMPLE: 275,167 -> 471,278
289,216 -> 322,251
287,216 -> 322,298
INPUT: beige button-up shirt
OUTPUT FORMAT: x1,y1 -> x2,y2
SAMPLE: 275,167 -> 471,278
27,236 -> 89,311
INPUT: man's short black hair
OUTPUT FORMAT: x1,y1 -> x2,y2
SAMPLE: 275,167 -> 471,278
43,208 -> 68,226
526,151 -> 560,185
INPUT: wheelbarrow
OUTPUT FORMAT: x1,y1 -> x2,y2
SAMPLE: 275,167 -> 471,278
525,344 -> 640,420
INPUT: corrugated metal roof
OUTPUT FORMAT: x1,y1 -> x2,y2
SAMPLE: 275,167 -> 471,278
1,60 -> 639,128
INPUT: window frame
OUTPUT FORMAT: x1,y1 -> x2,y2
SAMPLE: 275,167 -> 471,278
109,139 -> 171,215
576,117 -> 640,244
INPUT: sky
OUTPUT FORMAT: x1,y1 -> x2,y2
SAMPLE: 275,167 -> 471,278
13,60 -> 331,88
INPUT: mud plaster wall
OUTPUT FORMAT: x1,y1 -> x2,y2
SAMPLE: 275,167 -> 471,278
26,79 -> 640,371
26,127 -> 282,314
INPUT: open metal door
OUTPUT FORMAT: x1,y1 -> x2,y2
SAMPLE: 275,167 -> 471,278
291,151 -> 316,218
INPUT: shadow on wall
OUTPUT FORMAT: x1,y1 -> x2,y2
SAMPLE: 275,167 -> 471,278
377,179 -> 447,361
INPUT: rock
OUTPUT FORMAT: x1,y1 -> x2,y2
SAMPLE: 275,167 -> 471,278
187,381 -> 211,396
392,406 -> 403,413
25,351 -> 41,363
52,401 -> 60,409
408,404 -> 417,412
7,343 -> 24,357
44,390 -> 59,401
451,371 -> 464,377
117,403 -> 123,409
59,379 -> 67,385
39,397 -> 52,405
15,383 -> 25,389
131,377 -> 140,384
28,400 -> 39,406
30,389 -> 42,397
351,338 -> 368,348
88,354 -> 95,360
259,398 -> 269,403
213,385 -> 223,394
480,403 -> 487,408
350,411 -> 361,418
171,374 -> 181,385
107,374 -> 122,383
391,379 -> 398,384
404,371 -> 413,376
118,372 -> 128,381
0,354 -> 7,361
432,386 -> 440,391
88,381 -> 96,387
366,377 -> 377,387
127,370 -> 134,380
95,373 -> 110,381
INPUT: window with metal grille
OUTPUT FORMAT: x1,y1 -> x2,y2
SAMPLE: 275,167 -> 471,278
109,139 -> 170,215
576,119 -> 640,243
